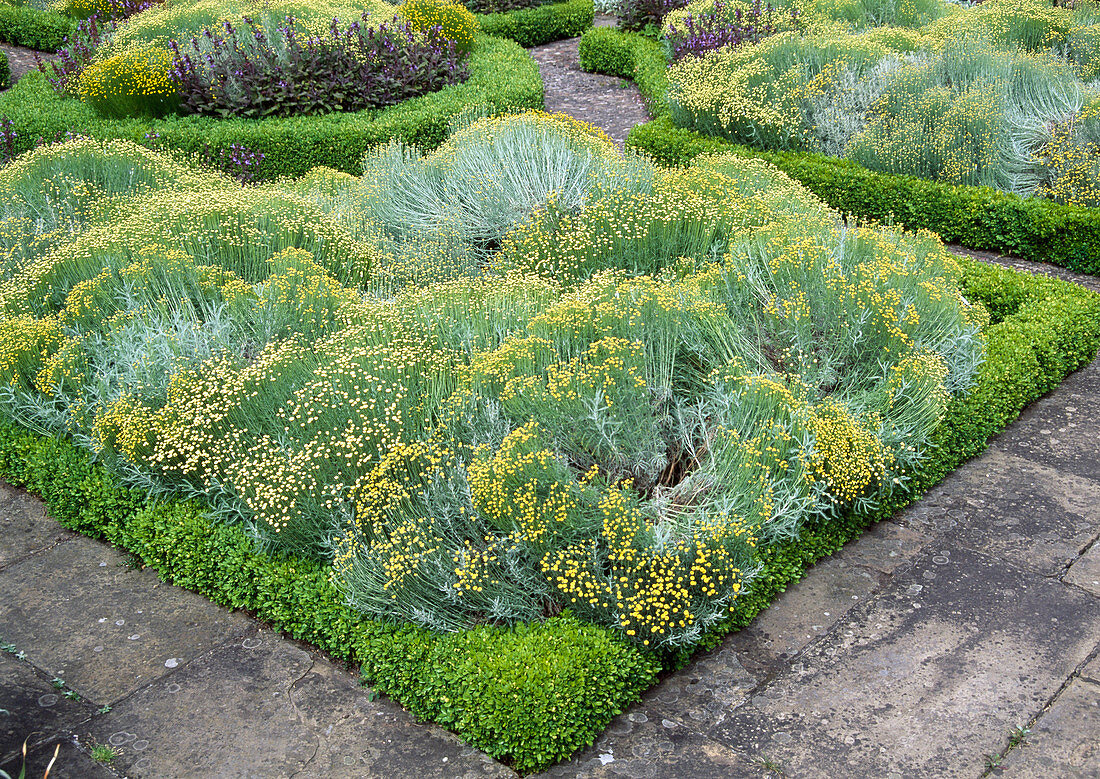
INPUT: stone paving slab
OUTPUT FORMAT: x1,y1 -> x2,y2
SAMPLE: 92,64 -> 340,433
896,449 -> 1100,576
990,359 -> 1100,483
84,628 -> 514,778
827,517 -> 931,576
0,482 -> 70,570
1000,678 -> 1100,777
0,534 -> 252,706
1082,653 -> 1100,685
0,651 -> 95,764
540,704 -> 760,778
0,737 -> 116,779
709,556 -> 882,684
702,546 -> 1100,777
1065,542 -> 1100,596
631,519 -> 933,729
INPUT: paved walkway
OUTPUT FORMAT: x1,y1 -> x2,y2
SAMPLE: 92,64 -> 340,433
3,31 -> 1100,779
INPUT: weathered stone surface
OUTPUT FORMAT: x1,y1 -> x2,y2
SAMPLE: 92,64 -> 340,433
0,737 -> 115,779
724,556 -> 882,672
990,359 -> 1100,482
829,518 -> 931,575
1000,679 -> 1100,777
1065,542 -> 1100,596
705,547 -> 1100,777
0,652 -> 94,764
84,630 -> 512,778
0,482 -> 69,570
539,705 -> 758,779
641,647 -> 760,730
0,535 -> 251,705
896,450 -> 1100,576
1081,652 -> 1100,685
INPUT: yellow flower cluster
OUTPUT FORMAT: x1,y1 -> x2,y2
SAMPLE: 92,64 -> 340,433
1038,100 -> 1100,209
468,421 -> 580,546
542,485 -> 753,645
0,316 -> 62,392
809,399 -> 888,504
398,0 -> 477,52
77,46 -> 180,119
498,166 -> 739,280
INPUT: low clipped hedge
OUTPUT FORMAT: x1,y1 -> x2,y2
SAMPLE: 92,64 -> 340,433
477,0 -> 593,47
0,48 -> 8,90
579,27 -> 1100,274
0,255 -> 1096,771
0,420 -> 662,774
0,33 -> 543,178
0,3 -> 76,52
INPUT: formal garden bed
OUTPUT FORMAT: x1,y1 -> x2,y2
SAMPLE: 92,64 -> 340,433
581,0 -> 1100,271
0,0 -> 1098,773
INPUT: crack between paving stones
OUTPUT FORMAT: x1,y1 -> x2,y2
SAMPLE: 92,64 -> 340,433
0,533 -> 76,574
86,631 -> 257,713
978,667 -> 1086,777
1053,532 -> 1100,587
285,655 -> 321,778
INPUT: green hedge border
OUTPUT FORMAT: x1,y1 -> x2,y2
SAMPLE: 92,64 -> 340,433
477,0 -> 593,47
0,48 -> 8,90
0,256 -> 1095,771
577,27 -> 1100,275
0,33 -> 543,178
0,3 -> 75,52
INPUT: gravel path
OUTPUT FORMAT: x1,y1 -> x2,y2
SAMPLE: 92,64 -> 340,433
0,42 -> 53,89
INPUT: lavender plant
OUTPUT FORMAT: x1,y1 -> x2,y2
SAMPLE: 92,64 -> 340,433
36,13 -> 117,95
169,13 -> 468,119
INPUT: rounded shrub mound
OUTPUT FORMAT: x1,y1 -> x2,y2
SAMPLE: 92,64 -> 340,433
76,45 -> 179,118
663,0 -> 1100,206
399,0 -> 479,52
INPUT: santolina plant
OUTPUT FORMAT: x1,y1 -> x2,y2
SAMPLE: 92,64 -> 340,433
0,117 -> 984,650
666,0 -> 1100,203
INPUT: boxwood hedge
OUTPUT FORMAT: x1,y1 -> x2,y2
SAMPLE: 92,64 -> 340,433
477,0 -> 593,47
0,2 -> 75,52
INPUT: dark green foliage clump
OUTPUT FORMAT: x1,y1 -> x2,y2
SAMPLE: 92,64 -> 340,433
476,0 -> 594,47
0,3 -> 77,51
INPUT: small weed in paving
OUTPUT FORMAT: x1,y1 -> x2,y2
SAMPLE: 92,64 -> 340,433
1007,725 -> 1031,749
89,742 -> 119,764
754,753 -> 787,776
